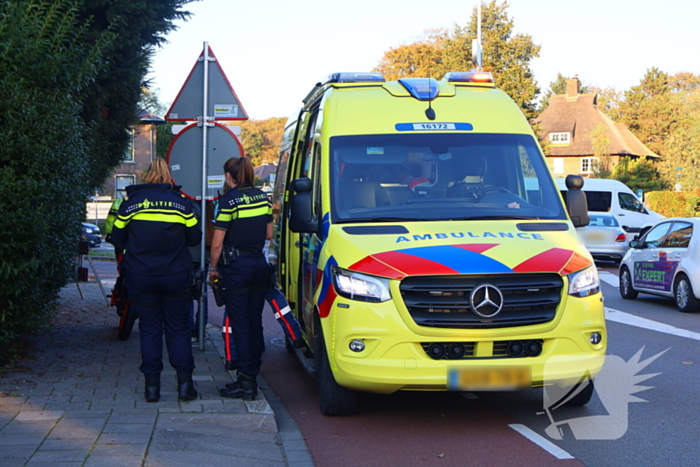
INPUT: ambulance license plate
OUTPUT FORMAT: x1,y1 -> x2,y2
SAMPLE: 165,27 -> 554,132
448,366 -> 532,391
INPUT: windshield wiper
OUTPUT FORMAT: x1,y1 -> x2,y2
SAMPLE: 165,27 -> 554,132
453,215 -> 541,221
336,217 -> 422,224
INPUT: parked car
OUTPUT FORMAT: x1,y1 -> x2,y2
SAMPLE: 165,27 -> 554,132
619,217 -> 700,312
81,222 -> 102,247
576,213 -> 628,263
556,178 -> 664,235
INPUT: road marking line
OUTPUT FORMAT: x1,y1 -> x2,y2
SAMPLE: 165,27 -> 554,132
605,307 -> 700,341
598,271 -> 619,288
509,424 -> 574,459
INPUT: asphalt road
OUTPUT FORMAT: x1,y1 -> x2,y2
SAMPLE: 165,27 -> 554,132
260,263 -> 700,467
88,257 -> 700,466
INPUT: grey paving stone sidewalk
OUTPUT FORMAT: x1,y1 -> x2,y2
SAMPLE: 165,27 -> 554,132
0,281 -> 314,467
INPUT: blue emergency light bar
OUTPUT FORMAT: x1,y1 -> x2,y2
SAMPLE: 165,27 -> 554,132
398,78 -> 439,101
443,71 -> 494,84
325,72 -> 386,84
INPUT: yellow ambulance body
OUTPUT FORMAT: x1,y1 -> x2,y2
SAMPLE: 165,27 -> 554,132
271,72 -> 605,415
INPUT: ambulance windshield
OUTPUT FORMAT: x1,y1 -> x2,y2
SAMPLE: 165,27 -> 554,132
330,133 -> 566,223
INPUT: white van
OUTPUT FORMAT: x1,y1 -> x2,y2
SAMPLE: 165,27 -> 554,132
556,178 -> 663,234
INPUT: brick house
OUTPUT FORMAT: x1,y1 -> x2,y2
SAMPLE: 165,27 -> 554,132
535,78 -> 658,177
98,109 -> 166,199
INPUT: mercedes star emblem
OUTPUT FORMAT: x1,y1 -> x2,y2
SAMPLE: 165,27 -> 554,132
469,284 -> 504,318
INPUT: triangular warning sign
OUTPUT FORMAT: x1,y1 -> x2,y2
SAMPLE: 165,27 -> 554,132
165,46 -> 249,122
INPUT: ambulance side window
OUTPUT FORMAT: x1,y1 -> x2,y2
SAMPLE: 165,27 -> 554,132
311,144 -> 323,224
662,222 -> 693,249
300,109 -> 320,178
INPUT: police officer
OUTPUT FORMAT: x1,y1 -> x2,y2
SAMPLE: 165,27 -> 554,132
209,157 -> 272,401
110,158 -> 201,403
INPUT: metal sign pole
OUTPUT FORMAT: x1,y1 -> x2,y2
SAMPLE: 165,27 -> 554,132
198,41 -> 210,351
164,43 -> 248,352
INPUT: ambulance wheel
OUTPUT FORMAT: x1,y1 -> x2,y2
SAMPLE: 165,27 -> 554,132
564,379 -> 595,407
619,267 -> 638,300
117,301 -> 137,341
314,329 -> 356,416
674,275 -> 700,313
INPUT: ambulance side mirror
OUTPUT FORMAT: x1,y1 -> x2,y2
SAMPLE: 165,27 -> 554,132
289,177 -> 318,234
565,175 -> 589,228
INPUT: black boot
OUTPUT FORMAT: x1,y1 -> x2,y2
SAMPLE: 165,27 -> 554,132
177,370 -> 198,401
144,374 -> 160,403
220,372 -> 257,401
225,360 -> 238,371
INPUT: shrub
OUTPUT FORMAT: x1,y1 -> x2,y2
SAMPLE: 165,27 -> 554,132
0,0 -> 193,362
645,190 -> 700,218
0,1 -> 110,361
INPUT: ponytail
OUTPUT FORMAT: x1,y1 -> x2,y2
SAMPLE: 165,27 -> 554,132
223,157 -> 255,187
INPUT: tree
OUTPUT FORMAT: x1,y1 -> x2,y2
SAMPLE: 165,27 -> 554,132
657,89 -> 700,191
139,87 -> 168,116
591,123 -> 612,178
615,70 -> 700,191
613,157 -> 667,193
76,0 -> 194,189
0,0 -> 111,359
589,85 -> 623,116
0,0 -> 195,359
374,1 -> 541,119
237,118 -> 287,166
374,31 -> 446,81
616,68 -> 675,156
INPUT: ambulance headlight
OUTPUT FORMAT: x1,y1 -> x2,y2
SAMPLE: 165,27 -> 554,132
568,266 -> 600,298
332,268 -> 391,302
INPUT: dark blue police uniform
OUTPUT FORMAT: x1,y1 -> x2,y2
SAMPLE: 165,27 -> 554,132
111,183 -> 201,377
214,185 -> 272,377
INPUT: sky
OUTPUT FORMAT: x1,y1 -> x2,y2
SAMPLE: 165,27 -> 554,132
148,0 -> 700,121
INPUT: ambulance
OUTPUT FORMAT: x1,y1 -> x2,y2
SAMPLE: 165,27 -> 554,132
270,71 -> 606,415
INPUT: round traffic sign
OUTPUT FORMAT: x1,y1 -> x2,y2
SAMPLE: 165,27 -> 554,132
166,122 -> 244,200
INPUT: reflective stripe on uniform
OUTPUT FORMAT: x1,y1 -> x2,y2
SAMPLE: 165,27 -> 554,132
114,209 -> 196,228
271,297 -> 296,340
273,305 -> 292,319
217,200 -> 270,222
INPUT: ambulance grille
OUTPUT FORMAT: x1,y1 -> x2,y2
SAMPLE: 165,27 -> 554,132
399,274 -> 562,328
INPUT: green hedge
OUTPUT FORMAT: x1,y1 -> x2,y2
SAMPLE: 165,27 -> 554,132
645,191 -> 700,218
0,1 -> 109,361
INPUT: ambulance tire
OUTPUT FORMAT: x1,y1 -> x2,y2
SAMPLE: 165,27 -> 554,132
674,275 -> 700,313
619,267 -> 638,300
563,379 -> 595,407
117,301 -> 137,341
314,327 -> 356,416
